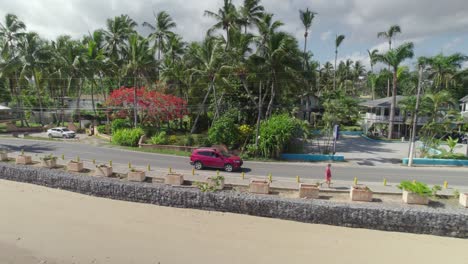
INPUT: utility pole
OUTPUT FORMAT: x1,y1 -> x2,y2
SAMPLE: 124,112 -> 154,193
408,65 -> 423,167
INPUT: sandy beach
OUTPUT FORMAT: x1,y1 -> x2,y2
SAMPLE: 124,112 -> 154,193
0,179 -> 466,264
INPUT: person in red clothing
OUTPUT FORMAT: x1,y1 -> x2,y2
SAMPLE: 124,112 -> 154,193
325,163 -> 332,188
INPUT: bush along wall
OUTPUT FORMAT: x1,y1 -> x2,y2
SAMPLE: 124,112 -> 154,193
0,163 -> 466,238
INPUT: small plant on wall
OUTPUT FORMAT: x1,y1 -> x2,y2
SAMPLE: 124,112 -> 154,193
195,175 -> 225,192
397,181 -> 432,197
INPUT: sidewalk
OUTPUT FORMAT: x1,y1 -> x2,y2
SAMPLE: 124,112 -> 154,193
17,152 -> 465,196
4,147 -> 467,195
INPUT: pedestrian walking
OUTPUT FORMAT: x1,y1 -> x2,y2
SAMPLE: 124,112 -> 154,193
325,163 -> 332,188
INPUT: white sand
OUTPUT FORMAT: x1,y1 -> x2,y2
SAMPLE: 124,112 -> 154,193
0,179 -> 466,264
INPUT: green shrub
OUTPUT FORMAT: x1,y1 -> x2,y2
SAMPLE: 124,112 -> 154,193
208,115 -> 240,148
112,128 -> 144,147
184,134 -> 194,146
168,135 -> 178,145
150,131 -> 167,145
258,114 -> 308,158
429,153 -> 468,160
139,125 -> 158,137
97,125 -> 107,134
397,181 -> 432,197
111,119 -> 132,134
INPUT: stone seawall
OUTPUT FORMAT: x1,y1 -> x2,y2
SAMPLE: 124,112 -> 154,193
0,163 -> 466,238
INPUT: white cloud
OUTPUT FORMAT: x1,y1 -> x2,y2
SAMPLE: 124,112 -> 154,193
0,0 -> 466,63
463,61 -> 468,69
320,31 -> 332,41
443,37 -> 463,52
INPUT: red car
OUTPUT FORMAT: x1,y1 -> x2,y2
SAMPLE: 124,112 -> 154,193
190,148 -> 243,172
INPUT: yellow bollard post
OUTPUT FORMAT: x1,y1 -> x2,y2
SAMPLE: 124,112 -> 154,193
77,156 -> 80,162
383,178 -> 387,186
192,168 -> 195,175
296,176 -> 300,183
169,167 -> 172,173
268,173 -> 272,183
147,164 -> 151,171
353,177 -> 358,186
109,160 -> 112,167
61,154 -> 65,160
241,172 -> 245,180
92,159 -> 96,164
128,162 -> 131,168
443,181 -> 448,189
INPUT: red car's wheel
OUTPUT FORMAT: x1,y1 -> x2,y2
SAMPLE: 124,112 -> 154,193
194,161 -> 203,170
224,163 -> 233,172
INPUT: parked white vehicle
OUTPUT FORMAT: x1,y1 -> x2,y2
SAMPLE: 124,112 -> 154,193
47,127 -> 76,138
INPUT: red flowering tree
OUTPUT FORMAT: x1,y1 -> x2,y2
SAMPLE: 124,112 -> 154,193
106,86 -> 188,127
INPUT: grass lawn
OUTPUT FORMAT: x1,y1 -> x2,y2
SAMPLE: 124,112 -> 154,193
118,145 -> 191,157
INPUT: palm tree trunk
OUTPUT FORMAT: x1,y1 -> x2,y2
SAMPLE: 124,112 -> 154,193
334,51 -> 337,91
91,80 -> 97,118
387,72 -> 390,97
388,69 -> 397,139
76,78 -> 83,129
255,81 -> 263,149
212,84 -> 219,121
303,34 -> 308,69
33,70 -> 44,125
133,77 -> 138,128
266,78 -> 275,118
225,27 -> 229,51
190,77 -> 214,134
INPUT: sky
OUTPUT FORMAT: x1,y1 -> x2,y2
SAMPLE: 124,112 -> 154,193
1,0 -> 467,70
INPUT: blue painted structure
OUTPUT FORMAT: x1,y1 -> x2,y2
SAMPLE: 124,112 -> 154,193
340,131 -> 363,136
281,153 -> 345,162
402,158 -> 468,166
312,130 -> 363,136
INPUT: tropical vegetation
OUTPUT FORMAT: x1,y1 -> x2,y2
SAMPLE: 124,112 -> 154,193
0,1 -> 467,158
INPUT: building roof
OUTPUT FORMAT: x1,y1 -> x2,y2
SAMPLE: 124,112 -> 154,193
359,96 -> 407,108
0,105 -> 11,110
460,95 -> 468,102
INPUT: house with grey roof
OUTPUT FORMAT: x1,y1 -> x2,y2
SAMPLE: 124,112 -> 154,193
460,95 -> 468,120
0,104 -> 16,123
360,96 -> 429,138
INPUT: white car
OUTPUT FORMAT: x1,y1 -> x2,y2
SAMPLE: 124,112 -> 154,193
47,127 -> 76,138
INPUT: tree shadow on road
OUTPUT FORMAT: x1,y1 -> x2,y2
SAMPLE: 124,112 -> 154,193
0,143 -> 55,154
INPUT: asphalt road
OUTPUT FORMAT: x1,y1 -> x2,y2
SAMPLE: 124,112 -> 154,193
1,138 -> 467,186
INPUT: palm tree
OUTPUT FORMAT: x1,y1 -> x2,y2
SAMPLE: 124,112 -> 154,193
204,0 -> 238,50
374,42 -> 414,139
423,91 -> 458,122
83,35 -> 106,117
424,53 -> 467,92
0,13 -> 27,125
0,14 -> 26,57
122,34 -> 155,127
255,14 -> 299,118
377,25 -> 401,50
18,32 -> 53,125
333,34 -> 345,91
378,25 -> 401,97
239,0 -> 264,33
299,8 -> 317,69
52,36 -> 86,124
367,49 -> 378,73
143,11 -> 177,64
103,14 -> 137,64
188,37 -> 223,133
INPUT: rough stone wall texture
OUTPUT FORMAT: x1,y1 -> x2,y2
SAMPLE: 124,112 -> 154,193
0,163 -> 467,238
